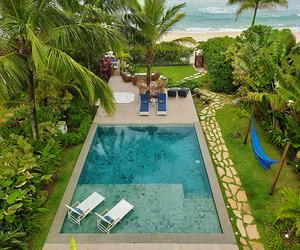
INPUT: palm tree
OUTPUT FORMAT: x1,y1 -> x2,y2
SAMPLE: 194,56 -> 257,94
227,0 -> 288,26
0,0 -> 116,140
122,0 -> 196,85
277,187 -> 300,238
228,108 -> 250,137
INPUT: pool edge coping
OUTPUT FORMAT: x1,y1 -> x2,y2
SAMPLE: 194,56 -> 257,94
44,122 -> 236,245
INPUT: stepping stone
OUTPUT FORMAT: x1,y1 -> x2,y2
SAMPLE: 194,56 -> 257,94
247,225 -> 260,239
244,215 -> 254,224
237,191 -> 247,202
240,237 -> 247,245
223,152 -> 229,159
209,141 -> 216,147
226,167 -> 232,177
225,190 -> 231,197
4,113 -> 13,117
217,167 -> 225,177
200,116 -> 206,120
229,184 -> 239,195
217,127 -> 221,132
249,241 -> 264,250
1,119 -> 7,122
201,121 -> 205,126
242,203 -> 252,214
230,167 -> 237,175
222,145 -> 228,151
234,210 -> 242,218
223,183 -> 229,190
220,138 -> 225,144
216,152 -> 222,161
222,176 -> 234,183
234,176 -> 242,185
228,198 -> 237,209
237,219 -> 246,237
243,247 -> 251,250
223,159 -> 229,166
206,135 -> 211,141
219,162 -> 224,167
237,202 -> 242,211
229,159 -> 234,165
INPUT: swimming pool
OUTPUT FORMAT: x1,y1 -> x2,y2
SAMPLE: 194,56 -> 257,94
60,125 -> 222,234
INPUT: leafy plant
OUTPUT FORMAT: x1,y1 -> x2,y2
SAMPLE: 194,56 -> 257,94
0,230 -> 28,250
228,108 -> 250,137
277,187 -> 300,238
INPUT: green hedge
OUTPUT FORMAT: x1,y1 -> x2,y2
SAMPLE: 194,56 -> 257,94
197,37 -> 237,94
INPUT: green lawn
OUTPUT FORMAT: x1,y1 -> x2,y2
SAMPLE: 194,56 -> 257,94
215,104 -> 299,249
137,65 -> 198,83
27,144 -> 83,250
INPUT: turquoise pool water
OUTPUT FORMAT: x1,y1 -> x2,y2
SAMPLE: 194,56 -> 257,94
60,125 -> 222,234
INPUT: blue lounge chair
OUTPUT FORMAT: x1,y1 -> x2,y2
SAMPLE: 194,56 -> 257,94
157,93 -> 167,116
140,94 -> 150,116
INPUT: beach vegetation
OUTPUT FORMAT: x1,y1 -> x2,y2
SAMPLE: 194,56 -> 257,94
121,0 -> 196,85
227,0 -> 289,26
197,37 -> 237,93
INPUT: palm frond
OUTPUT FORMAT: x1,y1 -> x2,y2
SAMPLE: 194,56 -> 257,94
46,47 -> 115,114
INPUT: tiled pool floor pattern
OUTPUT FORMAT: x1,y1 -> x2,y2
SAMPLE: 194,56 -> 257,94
60,183 -> 221,234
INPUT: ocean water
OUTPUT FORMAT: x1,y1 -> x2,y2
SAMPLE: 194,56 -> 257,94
164,0 -> 300,33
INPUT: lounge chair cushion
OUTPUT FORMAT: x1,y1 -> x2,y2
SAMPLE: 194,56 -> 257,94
74,208 -> 83,214
104,215 -> 114,223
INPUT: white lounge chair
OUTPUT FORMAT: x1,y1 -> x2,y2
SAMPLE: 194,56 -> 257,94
65,192 -> 105,225
95,199 -> 134,234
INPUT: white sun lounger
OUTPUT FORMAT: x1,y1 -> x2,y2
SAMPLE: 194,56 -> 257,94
65,192 -> 105,225
95,199 -> 134,234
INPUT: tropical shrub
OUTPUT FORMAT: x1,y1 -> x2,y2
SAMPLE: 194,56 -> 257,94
0,230 -> 28,250
95,57 -> 112,81
0,135 -> 61,234
197,37 -> 237,93
59,116 -> 93,146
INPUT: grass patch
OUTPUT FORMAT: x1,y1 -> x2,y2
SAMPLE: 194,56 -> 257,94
27,144 -> 83,250
215,104 -> 299,249
137,65 -> 199,83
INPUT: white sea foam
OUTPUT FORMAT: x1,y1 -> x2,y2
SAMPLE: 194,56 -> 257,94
200,7 -> 236,14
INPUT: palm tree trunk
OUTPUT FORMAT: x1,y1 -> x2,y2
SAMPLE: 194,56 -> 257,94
27,70 -> 38,140
234,122 -> 240,136
146,46 -> 153,86
252,8 -> 258,26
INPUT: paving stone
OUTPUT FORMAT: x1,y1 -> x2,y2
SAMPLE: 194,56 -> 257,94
218,132 -> 222,137
228,198 -> 237,209
209,141 -> 216,147
226,167 -> 233,177
223,183 -> 229,190
237,202 -> 242,211
216,122 -> 219,127
211,124 -> 215,129
220,138 -> 225,144
218,145 -> 223,151
212,137 -> 216,141
223,152 -> 229,159
246,225 -> 260,239
212,117 -> 216,121
208,126 -> 212,131
222,176 -> 234,183
219,162 -> 224,167
201,121 -> 206,126
214,160 -> 219,165
217,167 -> 225,177
249,241 -> 264,250
229,184 -> 239,195
210,132 -> 214,137
240,237 -> 247,245
216,152 -> 222,161
207,111 -> 212,115
212,150 -> 216,154
206,135 -> 211,141
244,215 -> 254,224
223,159 -> 229,166
243,247 -> 251,250
230,167 -> 237,175
225,190 -> 231,197
213,129 -> 217,134
229,159 -> 234,165
242,203 -> 252,214
209,146 -> 213,150
222,145 -> 228,151
215,134 -> 219,139
4,113 -> 13,117
237,191 -> 248,202
201,109 -> 207,114
233,210 -> 242,218
216,139 -> 220,144
216,127 -> 221,132
214,147 -> 219,153
237,219 -> 246,237
234,176 -> 242,185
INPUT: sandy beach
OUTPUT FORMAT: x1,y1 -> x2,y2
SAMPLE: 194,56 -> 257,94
162,31 -> 300,43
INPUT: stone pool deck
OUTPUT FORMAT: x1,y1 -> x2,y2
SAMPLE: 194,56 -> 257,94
43,72 -> 262,250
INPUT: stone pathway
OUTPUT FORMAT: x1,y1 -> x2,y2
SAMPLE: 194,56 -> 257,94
198,90 -> 264,250
177,72 -> 205,83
